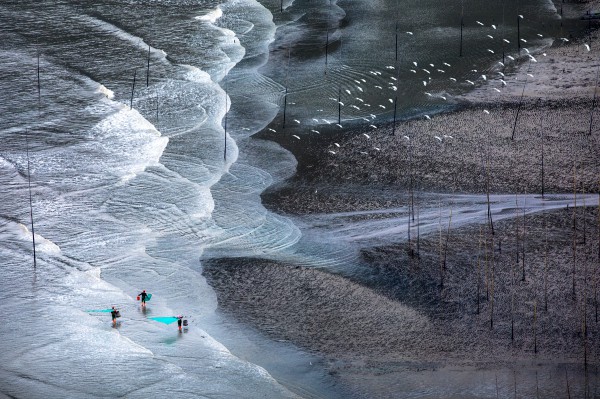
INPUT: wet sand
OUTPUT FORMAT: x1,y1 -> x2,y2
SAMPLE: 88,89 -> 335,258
204,3 -> 600,397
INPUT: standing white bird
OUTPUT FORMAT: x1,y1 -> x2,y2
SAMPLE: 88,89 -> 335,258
491,24 -> 497,29
483,109 -> 490,114
584,44 -> 591,52
328,150 -> 336,154
466,80 -> 475,85
476,21 -> 484,26
503,39 -> 510,43
406,31 -> 413,35
487,49 -> 495,54
369,124 -> 377,129
268,128 -> 276,132
362,133 -> 371,139
424,114 -> 431,120
434,136 -> 442,141
403,135 -> 410,140
292,135 -> 301,139
443,62 -> 451,67
334,143 -> 340,147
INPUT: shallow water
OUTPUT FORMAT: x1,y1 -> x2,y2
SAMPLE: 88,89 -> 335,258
0,0 -> 593,397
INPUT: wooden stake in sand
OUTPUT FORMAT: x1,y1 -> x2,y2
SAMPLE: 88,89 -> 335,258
146,45 -> 151,87
459,0 -> 464,57
37,49 -> 41,106
283,48 -> 291,129
25,133 -> 37,269
511,60 -> 532,140
130,68 -> 137,110
589,65 -> 599,136
325,28 -> 329,75
223,85 -> 228,161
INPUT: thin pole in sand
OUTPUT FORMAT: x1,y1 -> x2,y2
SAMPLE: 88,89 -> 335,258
146,45 -> 151,87
540,104 -> 545,198
589,65 -> 599,136
441,208 -> 452,288
511,60 -> 532,140
477,226 -> 482,314
572,163 -> 578,298
37,49 -> 41,107
544,209 -> 548,312
223,84 -> 228,161
521,194 -> 526,282
25,133 -> 37,269
392,66 -> 400,135
283,48 -> 291,129
502,0 -> 506,65
155,87 -> 159,129
517,16 -> 521,55
337,86 -> 341,125
325,28 -> 329,75
459,0 -> 464,57
130,68 -> 137,110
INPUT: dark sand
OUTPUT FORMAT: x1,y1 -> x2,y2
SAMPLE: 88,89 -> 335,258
204,3 -> 600,396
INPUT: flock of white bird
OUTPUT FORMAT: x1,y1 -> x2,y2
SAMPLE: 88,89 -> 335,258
268,14 -> 592,156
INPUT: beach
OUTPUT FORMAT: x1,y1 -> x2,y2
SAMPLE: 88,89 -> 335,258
204,2 -> 600,396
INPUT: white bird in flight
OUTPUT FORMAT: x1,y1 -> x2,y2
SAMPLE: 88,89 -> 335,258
406,31 -> 413,35
434,136 -> 442,141
476,21 -> 484,26
483,109 -> 490,114
292,135 -> 301,139
362,133 -> 371,139
584,44 -> 591,51
369,124 -> 377,129
268,128 -> 276,132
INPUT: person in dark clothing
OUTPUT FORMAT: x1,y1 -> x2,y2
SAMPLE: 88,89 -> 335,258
138,290 -> 148,307
111,306 -> 118,326
177,315 -> 183,332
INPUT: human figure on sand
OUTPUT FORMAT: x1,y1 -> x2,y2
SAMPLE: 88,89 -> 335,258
138,290 -> 148,307
110,306 -> 119,326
